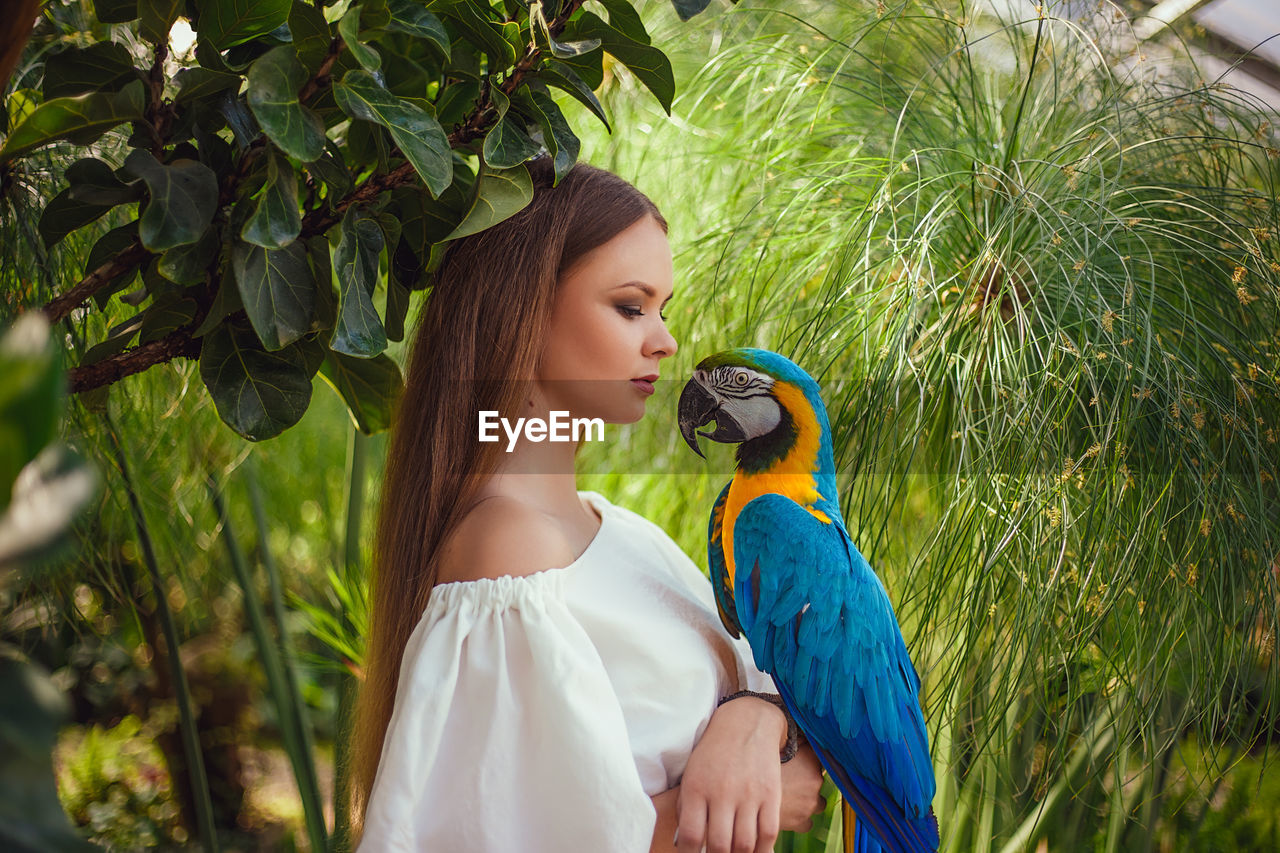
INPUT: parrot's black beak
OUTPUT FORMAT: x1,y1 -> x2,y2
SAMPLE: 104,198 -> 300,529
678,377 -> 745,458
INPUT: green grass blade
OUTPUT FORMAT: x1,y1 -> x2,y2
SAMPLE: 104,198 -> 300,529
103,415 -> 220,853
207,472 -> 323,853
243,453 -> 328,852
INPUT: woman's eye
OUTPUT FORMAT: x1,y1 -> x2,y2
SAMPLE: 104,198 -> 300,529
618,305 -> 669,321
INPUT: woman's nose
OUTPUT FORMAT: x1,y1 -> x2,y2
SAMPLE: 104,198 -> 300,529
651,324 -> 677,359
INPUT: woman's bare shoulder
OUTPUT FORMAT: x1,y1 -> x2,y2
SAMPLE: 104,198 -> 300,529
435,496 -> 578,585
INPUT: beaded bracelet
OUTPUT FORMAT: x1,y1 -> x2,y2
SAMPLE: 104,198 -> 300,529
717,689 -> 800,763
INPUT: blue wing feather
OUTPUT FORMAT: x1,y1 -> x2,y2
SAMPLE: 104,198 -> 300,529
707,481 -> 740,638
731,493 -> 938,852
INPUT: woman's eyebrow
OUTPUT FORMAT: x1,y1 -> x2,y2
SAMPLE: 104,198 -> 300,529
614,281 -> 675,303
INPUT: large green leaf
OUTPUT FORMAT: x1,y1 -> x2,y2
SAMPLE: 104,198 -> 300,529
0,314 -> 63,511
140,0 -> 184,44
386,0 -> 450,59
669,0 -> 714,21
122,149 -> 219,252
173,67 -> 243,104
0,81 -> 144,163
37,191 -> 114,249
192,275 -> 246,338
387,182 -> 467,291
595,0 -> 652,45
289,1 -> 333,75
482,86 -> 542,169
330,206 -> 386,358
559,9 -> 674,115
419,178 -> 471,243
241,148 -> 301,248
232,240 -> 316,351
93,0 -> 138,23
0,318 -> 95,574
247,45 -> 326,161
158,227 -> 219,285
384,276 -> 410,341
199,318 -> 313,441
220,90 -> 261,147
305,235 -> 336,332
64,157 -> 138,204
0,443 -> 99,574
356,0 -> 391,30
338,4 -> 381,73
39,157 -> 144,247
524,87 -> 579,184
332,70 -> 451,197
197,0 -> 292,50
537,62 -> 610,133
319,351 -> 403,434
41,42 -> 137,99
443,162 -> 533,242
139,293 -> 200,344
438,0 -> 516,68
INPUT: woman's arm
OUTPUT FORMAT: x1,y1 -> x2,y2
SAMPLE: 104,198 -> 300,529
653,745 -> 827,853
651,787 -> 680,853
672,696 -> 826,853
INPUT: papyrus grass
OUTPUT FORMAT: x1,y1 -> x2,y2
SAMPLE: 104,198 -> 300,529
574,1 -> 1280,849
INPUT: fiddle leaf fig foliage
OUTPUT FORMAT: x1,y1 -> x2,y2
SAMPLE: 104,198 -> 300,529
331,70 -> 452,196
331,206 -> 387,358
0,313 -> 100,852
198,0 -> 294,51
241,147 -> 301,248
246,45 -> 326,162
122,149 -> 220,251
231,239 -> 316,351
1,0 -> 728,441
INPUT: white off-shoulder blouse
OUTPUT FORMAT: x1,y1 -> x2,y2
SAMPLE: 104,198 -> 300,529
356,490 -> 776,852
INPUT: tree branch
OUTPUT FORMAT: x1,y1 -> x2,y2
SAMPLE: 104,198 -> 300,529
43,242 -> 148,323
299,37 -> 344,104
145,41 -> 170,155
69,328 -> 203,393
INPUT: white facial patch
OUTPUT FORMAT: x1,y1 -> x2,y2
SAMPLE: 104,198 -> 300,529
714,368 -> 780,440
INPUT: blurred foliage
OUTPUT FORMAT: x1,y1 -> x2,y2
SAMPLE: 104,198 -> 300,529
0,311 -> 98,852
54,714 -> 185,849
1160,735 -> 1280,852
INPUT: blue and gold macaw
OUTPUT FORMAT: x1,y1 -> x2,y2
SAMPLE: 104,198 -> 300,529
677,348 -> 938,853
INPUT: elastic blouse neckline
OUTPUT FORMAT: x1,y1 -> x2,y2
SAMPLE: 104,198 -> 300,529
428,490 -> 615,597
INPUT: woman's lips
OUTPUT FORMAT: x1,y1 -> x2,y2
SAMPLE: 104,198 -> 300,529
631,379 -> 655,394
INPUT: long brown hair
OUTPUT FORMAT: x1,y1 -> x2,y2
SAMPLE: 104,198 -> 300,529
349,155 -> 668,834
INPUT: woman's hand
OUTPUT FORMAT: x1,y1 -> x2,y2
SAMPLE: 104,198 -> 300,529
779,742 -> 826,833
674,696 -> 825,853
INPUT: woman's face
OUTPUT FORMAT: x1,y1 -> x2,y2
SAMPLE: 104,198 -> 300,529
534,214 -> 678,424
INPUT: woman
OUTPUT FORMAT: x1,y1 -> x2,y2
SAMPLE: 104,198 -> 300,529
351,155 -> 826,852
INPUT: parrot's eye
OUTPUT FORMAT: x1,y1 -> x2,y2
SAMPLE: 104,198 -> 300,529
734,372 -> 750,386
